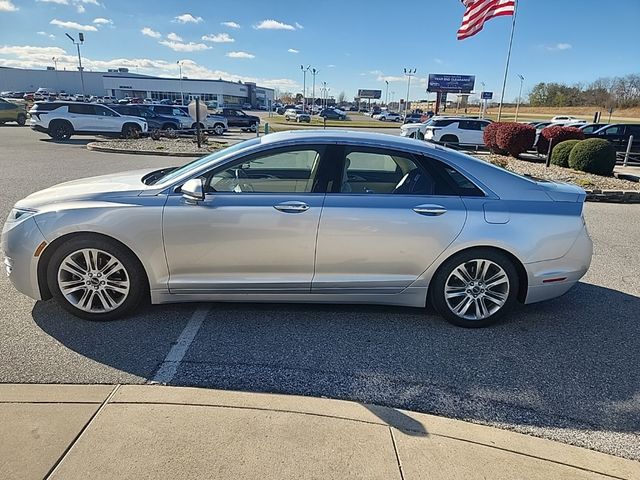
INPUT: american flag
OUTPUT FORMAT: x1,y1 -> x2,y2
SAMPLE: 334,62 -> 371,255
457,0 -> 516,40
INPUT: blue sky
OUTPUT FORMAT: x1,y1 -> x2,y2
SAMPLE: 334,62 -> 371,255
0,0 -> 638,101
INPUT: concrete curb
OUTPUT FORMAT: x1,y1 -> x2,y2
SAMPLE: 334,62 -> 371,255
86,142 -> 204,157
1,384 -> 638,480
585,190 -> 640,203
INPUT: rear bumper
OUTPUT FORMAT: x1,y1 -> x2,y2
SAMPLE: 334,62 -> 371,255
524,225 -> 593,304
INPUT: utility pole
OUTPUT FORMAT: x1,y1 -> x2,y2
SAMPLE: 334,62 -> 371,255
310,68 -> 318,114
515,74 -> 525,122
385,80 -> 389,107
176,61 -> 184,105
403,68 -> 416,117
65,32 -> 86,98
300,65 -> 310,110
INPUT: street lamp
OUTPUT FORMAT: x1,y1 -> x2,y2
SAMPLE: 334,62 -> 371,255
403,68 -> 416,116
385,80 -> 389,107
300,65 -> 310,110
310,68 -> 319,114
515,74 -> 525,122
51,56 -> 58,71
176,61 -> 185,105
65,32 -> 86,98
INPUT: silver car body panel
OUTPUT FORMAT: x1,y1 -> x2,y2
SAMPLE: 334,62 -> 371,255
2,130 -> 592,309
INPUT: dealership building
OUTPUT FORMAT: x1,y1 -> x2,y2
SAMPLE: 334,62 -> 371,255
0,66 -> 275,108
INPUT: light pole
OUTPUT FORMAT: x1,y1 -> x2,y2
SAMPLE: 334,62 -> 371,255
65,32 -> 85,98
310,68 -> 318,114
176,61 -> 184,105
515,74 -> 525,122
51,56 -> 58,71
385,80 -> 389,107
300,65 -> 310,110
403,68 -> 416,116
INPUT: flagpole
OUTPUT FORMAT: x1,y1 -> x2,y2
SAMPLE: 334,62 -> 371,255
497,0 -> 518,122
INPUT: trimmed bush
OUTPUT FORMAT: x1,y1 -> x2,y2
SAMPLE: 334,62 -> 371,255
495,122 -> 536,158
550,139 -> 581,167
536,126 -> 585,154
568,138 -> 617,176
483,122 -> 508,154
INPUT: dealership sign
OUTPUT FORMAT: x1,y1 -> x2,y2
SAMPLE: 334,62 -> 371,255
427,74 -> 475,93
481,91 -> 493,100
357,89 -> 382,99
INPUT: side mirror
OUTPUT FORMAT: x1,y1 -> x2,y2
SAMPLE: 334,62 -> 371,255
181,178 -> 204,203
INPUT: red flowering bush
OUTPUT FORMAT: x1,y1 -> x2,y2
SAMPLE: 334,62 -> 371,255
495,123 -> 536,158
483,122 -> 508,154
536,126 -> 585,154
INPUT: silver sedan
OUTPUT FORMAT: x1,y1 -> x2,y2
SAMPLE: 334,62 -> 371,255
2,131 -> 592,327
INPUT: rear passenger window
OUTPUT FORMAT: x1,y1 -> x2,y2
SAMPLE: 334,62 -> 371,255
438,163 -> 484,197
68,104 -> 96,115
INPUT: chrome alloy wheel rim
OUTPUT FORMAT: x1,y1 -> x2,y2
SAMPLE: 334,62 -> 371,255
444,259 -> 509,321
57,248 -> 130,313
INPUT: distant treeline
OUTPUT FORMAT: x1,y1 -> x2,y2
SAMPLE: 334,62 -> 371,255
528,74 -> 640,108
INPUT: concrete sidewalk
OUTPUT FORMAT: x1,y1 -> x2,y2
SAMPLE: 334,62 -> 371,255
1,385 -> 638,480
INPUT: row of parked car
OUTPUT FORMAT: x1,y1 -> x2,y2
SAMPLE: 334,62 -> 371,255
277,105 -> 348,123
399,115 -> 640,152
27,101 -> 262,140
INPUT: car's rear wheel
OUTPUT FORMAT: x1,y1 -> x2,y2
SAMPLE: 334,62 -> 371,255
212,123 -> 225,136
440,134 -> 459,144
16,113 -> 27,126
431,249 -> 518,328
47,236 -> 146,321
49,120 -> 73,140
161,123 -> 177,132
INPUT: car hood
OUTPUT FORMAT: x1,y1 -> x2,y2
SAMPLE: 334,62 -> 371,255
16,168 -> 158,210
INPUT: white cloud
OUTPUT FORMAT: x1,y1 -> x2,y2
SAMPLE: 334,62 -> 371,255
166,32 -> 183,42
201,33 -> 234,43
50,19 -> 98,31
377,74 -> 404,82
221,21 -> 240,28
0,0 -> 19,11
173,13 -> 203,24
547,42 -> 572,51
37,31 -> 57,39
295,22 -> 304,29
226,51 -> 255,59
93,17 -> 112,25
36,0 -> 68,4
158,40 -> 210,52
327,64 -> 335,68
141,27 -> 161,38
287,48 -> 299,53
254,19 -> 296,30
0,46 -> 299,90
76,4 -> 85,12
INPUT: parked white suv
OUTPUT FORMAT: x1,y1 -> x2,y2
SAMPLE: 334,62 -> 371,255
373,111 -> 401,122
29,102 -> 148,140
400,115 -> 459,139
424,118 -> 492,145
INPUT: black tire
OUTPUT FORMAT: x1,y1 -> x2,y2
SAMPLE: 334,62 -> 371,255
49,120 -> 73,140
122,123 -> 141,138
430,248 -> 519,328
192,122 -> 205,130
249,122 -> 258,132
16,113 -> 27,126
415,131 -> 425,140
212,123 -> 225,136
46,235 -> 147,321
440,134 -> 459,144
161,123 -> 177,132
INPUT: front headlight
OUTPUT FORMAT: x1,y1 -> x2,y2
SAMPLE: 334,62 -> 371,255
6,208 -> 37,223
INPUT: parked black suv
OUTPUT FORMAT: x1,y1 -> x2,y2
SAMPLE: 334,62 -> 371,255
218,108 -> 260,132
107,104 -> 180,131
587,124 -> 640,152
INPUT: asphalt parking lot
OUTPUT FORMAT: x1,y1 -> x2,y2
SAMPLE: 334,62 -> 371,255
1,125 -> 639,461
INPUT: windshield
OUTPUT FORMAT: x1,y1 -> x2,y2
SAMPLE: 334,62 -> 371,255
150,137 -> 262,185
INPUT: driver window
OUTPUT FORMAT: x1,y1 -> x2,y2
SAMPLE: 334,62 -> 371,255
206,149 -> 321,193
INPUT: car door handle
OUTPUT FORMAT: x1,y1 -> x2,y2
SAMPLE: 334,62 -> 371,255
413,204 -> 447,216
274,201 -> 310,213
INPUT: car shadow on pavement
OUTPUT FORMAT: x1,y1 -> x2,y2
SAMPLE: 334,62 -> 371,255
32,281 -> 640,437
39,138 -> 95,146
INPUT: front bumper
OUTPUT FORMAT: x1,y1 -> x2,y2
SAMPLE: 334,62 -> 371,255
524,225 -> 593,304
1,216 -> 47,301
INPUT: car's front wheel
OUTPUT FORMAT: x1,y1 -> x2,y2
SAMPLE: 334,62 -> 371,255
431,249 -> 518,328
249,122 -> 258,132
122,123 -> 141,138
212,123 -> 225,136
47,236 -> 147,321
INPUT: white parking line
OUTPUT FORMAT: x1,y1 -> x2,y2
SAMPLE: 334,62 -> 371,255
151,304 -> 210,384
